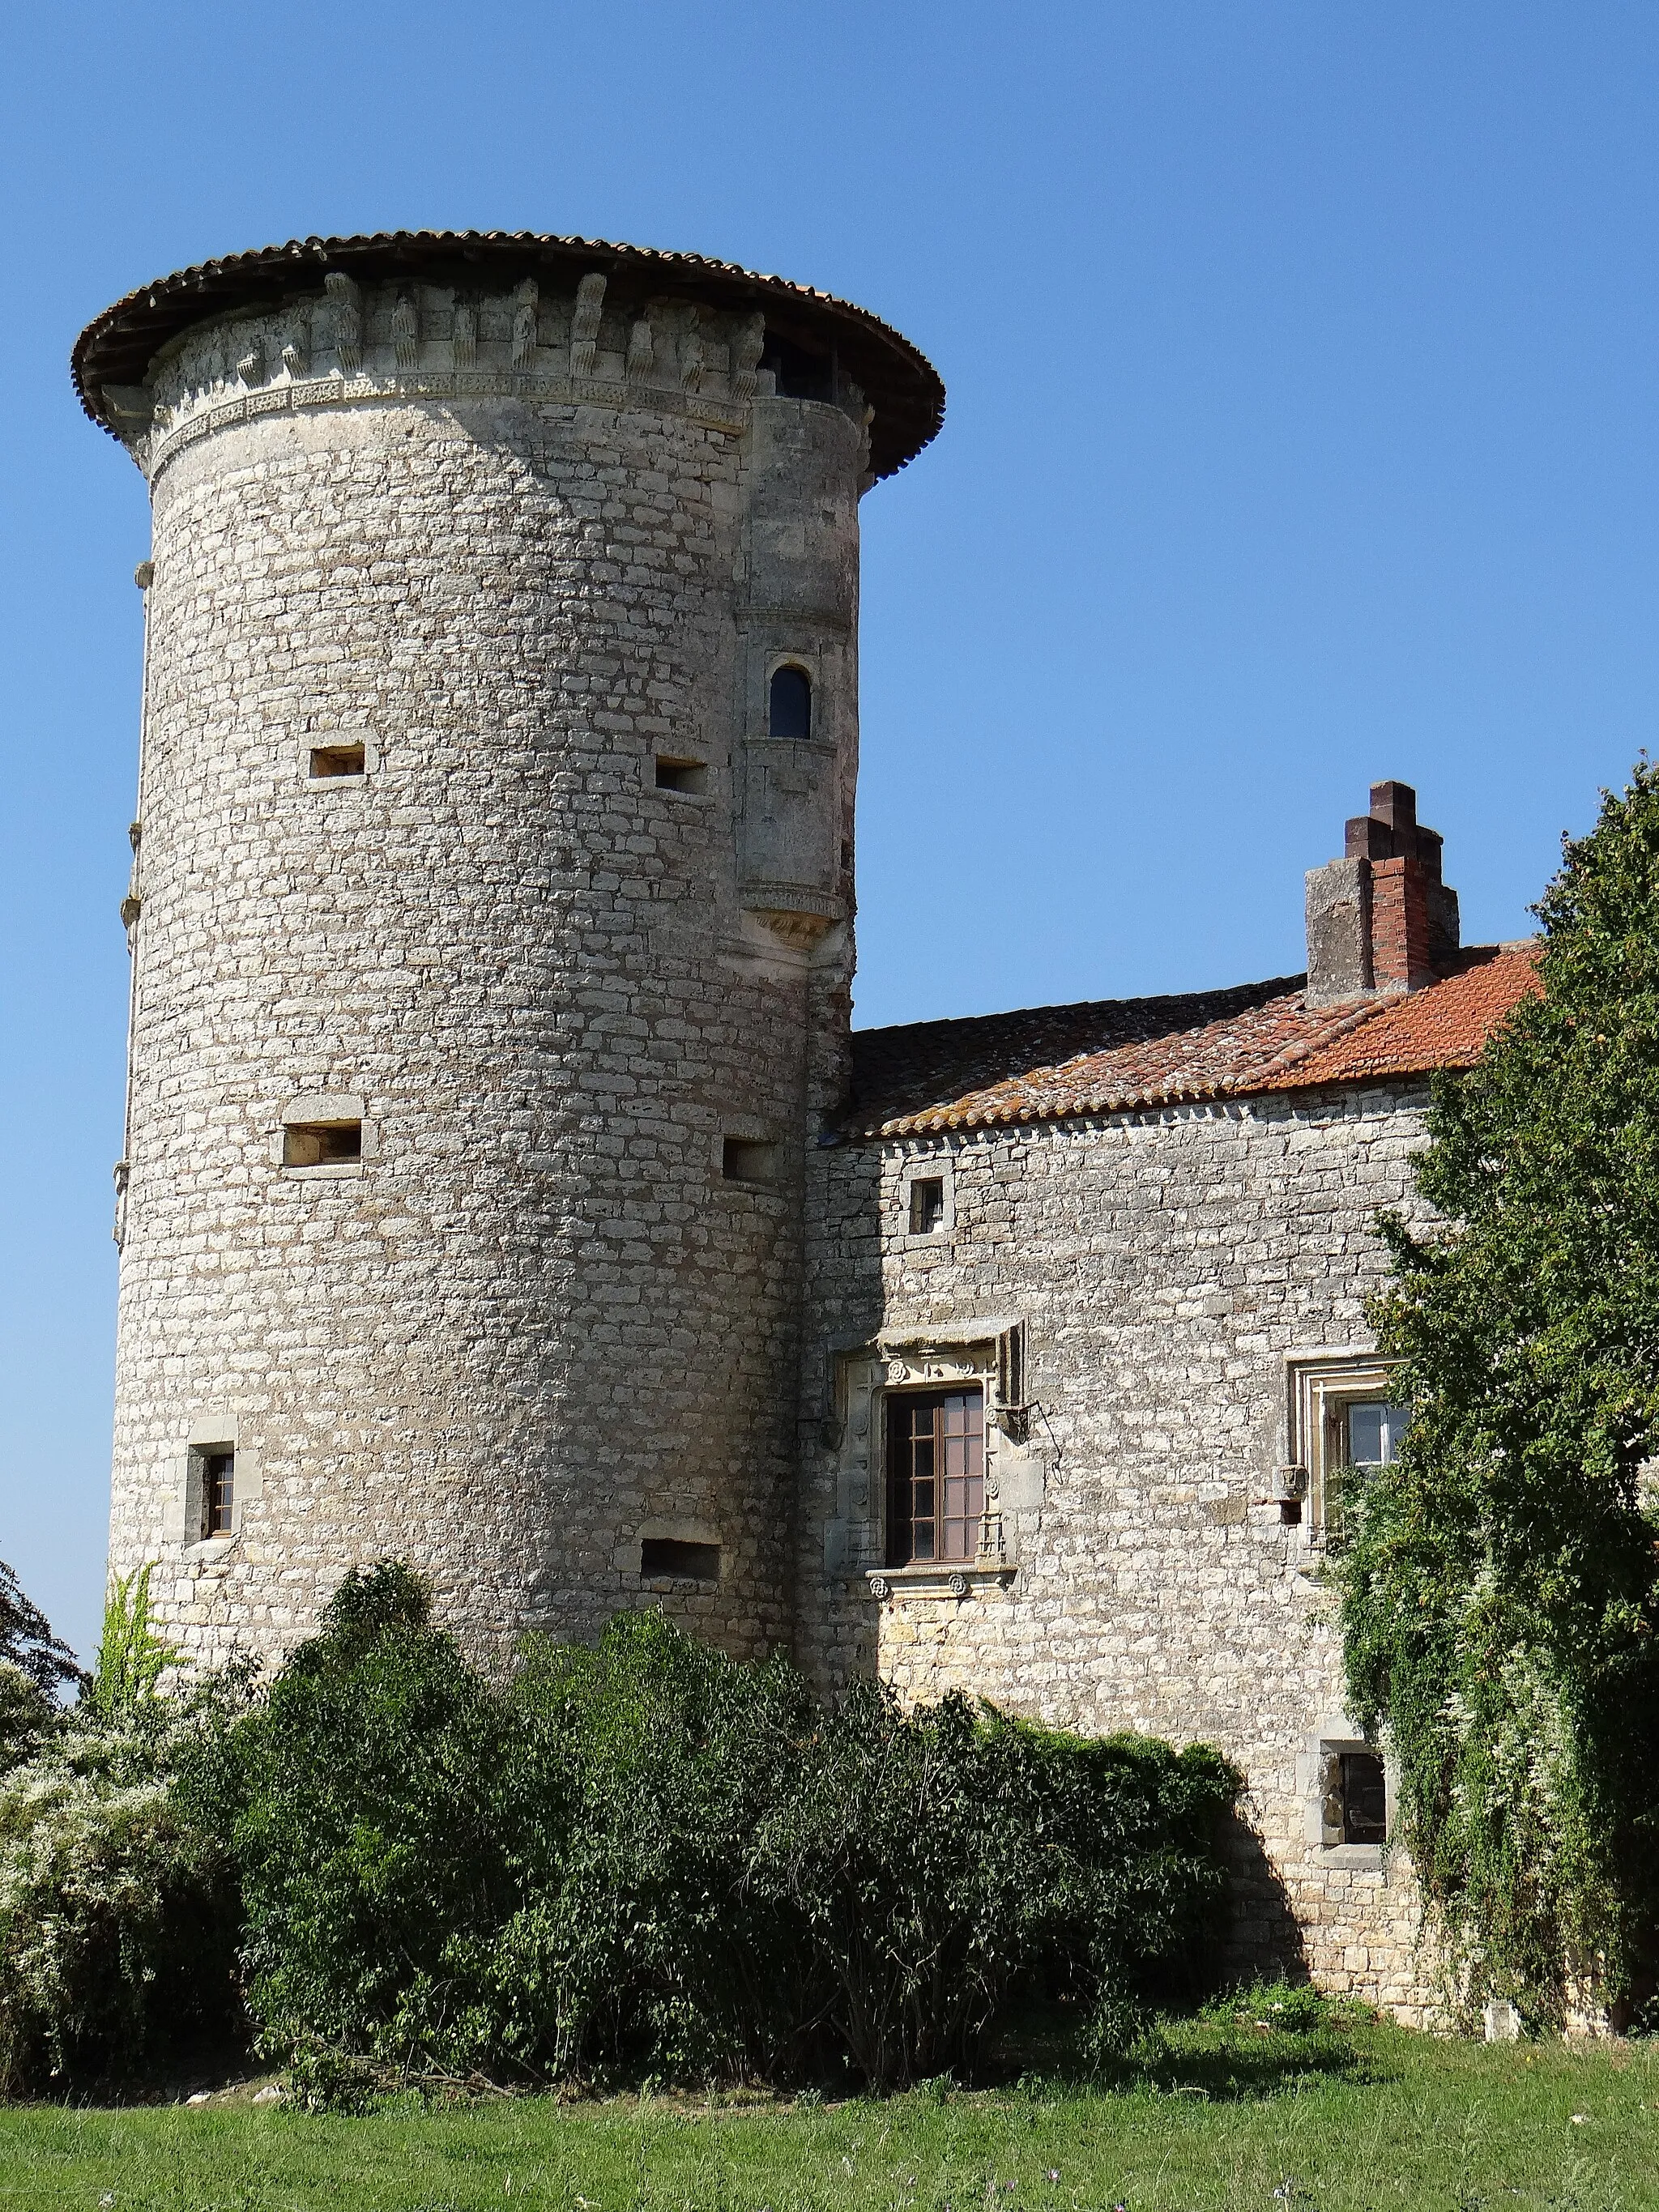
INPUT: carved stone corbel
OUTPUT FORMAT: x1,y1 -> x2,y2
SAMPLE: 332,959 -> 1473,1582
452,300 -> 477,368
680,306 -> 705,393
732,312 -> 766,400
322,273 -> 362,376
390,296 -> 419,370
569,272 -> 606,377
510,279 -> 539,369
625,316 -> 654,381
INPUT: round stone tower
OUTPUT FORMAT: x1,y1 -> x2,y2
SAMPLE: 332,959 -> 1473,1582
74,230 -> 943,1664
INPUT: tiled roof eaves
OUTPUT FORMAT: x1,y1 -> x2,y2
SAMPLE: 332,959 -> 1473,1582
849,992 -> 1388,1140
844,944 -> 1540,1142
70,228 -> 945,481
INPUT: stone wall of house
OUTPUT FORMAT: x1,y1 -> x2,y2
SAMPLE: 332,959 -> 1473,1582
106,270 -> 865,1667
796,1084 -> 1445,2021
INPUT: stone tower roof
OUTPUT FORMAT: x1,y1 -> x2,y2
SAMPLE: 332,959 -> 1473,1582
70,228 -> 946,482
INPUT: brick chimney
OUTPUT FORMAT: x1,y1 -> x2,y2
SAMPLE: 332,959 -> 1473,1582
1304,781 -> 1460,1006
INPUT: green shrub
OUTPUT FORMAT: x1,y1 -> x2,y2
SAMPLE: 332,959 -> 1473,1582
225,1565 -> 548,2098
0,1676 -> 244,2095
230,1584 -> 1241,2095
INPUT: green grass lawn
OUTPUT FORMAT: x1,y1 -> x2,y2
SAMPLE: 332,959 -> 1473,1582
1,2008 -> 1655,2212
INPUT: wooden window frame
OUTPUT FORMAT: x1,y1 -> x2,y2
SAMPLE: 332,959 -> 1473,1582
884,1386 -> 986,1568
198,1446 -> 235,1540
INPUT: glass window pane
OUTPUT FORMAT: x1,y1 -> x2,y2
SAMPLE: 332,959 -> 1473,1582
1347,1403 -> 1385,1464
769,666 -> 812,739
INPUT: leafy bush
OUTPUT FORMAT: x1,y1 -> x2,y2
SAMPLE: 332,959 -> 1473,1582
1337,759 -> 1659,2026
0,1573 -> 245,2097
228,1586 -> 1240,2095
224,1565 -> 539,2099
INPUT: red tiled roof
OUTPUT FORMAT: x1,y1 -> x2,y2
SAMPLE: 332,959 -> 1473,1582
845,944 -> 1541,1140
1255,943 -> 1541,1093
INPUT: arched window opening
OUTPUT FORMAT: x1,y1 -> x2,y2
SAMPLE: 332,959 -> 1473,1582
769,665 -> 812,740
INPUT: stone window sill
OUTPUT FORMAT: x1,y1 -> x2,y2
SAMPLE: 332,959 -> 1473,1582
309,772 -> 367,790
184,1535 -> 238,1562
282,1161 -> 366,1182
866,1563 -> 1015,1602
1319,1842 -> 1385,1868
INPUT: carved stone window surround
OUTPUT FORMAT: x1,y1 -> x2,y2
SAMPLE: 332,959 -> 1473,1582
1284,1349 -> 1403,1545
821,1319 -> 1043,1586
867,1562 -> 1013,1604
161,1412 -> 263,1547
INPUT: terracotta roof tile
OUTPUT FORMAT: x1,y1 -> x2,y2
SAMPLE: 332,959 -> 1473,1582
1255,942 -> 1542,1092
845,944 -> 1541,1140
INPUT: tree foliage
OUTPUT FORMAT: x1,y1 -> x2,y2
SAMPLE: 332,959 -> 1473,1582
0,1559 -> 84,1770
1336,760 -> 1659,2025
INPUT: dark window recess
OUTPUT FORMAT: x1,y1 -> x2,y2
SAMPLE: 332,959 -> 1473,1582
284,1121 -> 362,1167
909,1177 -> 945,1234
768,665 -> 812,740
655,756 -> 708,795
309,743 -> 366,778
1324,1749 -> 1388,1845
757,334 -> 835,402
640,1537 -> 720,1583
723,1136 -> 779,1186
886,1389 -> 984,1567
201,1447 -> 234,1538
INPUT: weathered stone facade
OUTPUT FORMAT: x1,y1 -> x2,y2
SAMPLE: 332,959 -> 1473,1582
77,234 -> 1534,2016
796,1089 -> 1441,2018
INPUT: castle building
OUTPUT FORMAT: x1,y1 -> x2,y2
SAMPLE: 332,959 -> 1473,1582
75,232 -> 1538,2018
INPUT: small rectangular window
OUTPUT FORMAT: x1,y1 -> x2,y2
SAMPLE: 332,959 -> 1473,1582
722,1137 -> 779,1186
640,1537 -> 721,1583
655,757 -> 708,795
309,744 -> 366,778
1323,1747 -> 1388,1846
886,1389 -> 984,1567
908,1177 -> 945,1235
284,1121 -> 362,1167
1346,1400 -> 1411,1467
200,1447 -> 234,1538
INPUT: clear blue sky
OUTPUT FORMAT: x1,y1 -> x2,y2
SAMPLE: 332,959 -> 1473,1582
6,2 -> 1659,1663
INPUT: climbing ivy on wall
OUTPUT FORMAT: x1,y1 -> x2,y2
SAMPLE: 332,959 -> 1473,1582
1337,760 -> 1659,2027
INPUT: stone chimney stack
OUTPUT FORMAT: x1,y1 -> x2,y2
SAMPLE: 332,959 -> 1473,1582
1304,780 -> 1460,1006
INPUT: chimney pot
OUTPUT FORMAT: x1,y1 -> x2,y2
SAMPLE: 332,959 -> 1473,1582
1369,780 -> 1418,831
1306,778 -> 1458,1004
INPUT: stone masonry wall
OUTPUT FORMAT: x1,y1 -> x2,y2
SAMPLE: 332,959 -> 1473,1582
797,1084 -> 1444,2021
109,277 -> 864,1669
